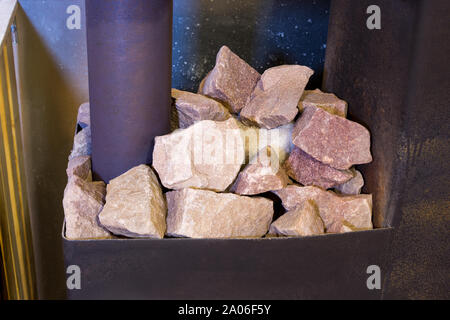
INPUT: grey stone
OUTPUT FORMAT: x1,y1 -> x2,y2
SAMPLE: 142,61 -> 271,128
171,88 -> 230,128
274,185 -> 373,233
153,118 -> 245,191
166,188 -> 274,238
240,65 -> 314,129
69,126 -> 91,160
66,155 -> 92,181
77,102 -> 90,128
63,176 -> 111,240
335,169 -> 364,195
99,165 -> 167,238
269,200 -> 325,237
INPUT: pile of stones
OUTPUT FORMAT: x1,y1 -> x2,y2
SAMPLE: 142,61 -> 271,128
63,46 -> 373,240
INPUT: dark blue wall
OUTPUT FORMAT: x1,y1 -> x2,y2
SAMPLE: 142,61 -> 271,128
173,0 -> 331,91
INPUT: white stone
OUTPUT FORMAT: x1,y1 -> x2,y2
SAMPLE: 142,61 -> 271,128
153,118 -> 245,191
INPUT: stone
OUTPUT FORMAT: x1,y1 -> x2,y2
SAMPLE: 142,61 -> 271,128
274,185 -> 373,233
63,176 -> 111,239
200,46 -> 260,113
69,126 -> 91,160
339,220 -> 371,233
268,200 -> 325,237
170,98 -> 180,131
335,169 -> 364,195
166,188 -> 274,238
292,106 -> 372,170
240,65 -> 314,129
66,155 -> 92,181
239,122 -> 294,164
99,165 -> 167,238
77,102 -> 90,128
153,118 -> 245,191
284,147 -> 353,189
231,146 -> 289,195
298,89 -> 347,117
197,71 -> 211,93
171,88 -> 230,129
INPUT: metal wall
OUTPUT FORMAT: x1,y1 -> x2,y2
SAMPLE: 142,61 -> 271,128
16,0 -> 330,300
16,0 -> 88,299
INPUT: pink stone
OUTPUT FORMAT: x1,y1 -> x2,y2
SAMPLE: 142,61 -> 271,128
284,147 -> 353,189
292,106 -> 372,170
200,46 -> 260,113
231,146 -> 289,195
240,65 -> 314,129
298,89 -> 347,117
274,185 -> 372,233
171,88 -> 230,129
268,200 -> 325,237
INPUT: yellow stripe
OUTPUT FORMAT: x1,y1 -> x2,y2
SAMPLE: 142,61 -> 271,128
3,43 -> 33,299
0,44 -> 27,299
0,196 -> 11,299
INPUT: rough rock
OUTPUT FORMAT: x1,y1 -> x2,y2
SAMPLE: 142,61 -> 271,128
274,185 -> 372,233
240,65 -> 314,129
200,46 -> 260,113
269,200 -> 325,237
339,220 -> 371,233
335,169 -> 364,195
298,89 -> 347,117
153,118 -> 245,191
170,98 -> 180,131
197,70 -> 211,93
292,106 -> 372,170
99,165 -> 167,238
69,126 -> 91,160
284,147 -> 353,189
166,188 -> 273,238
66,155 -> 92,181
239,122 -> 294,164
77,102 -> 90,128
171,88 -> 230,128
231,146 -> 289,195
63,176 -> 110,239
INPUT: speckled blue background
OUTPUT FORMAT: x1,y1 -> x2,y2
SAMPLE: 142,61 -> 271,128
173,0 -> 331,92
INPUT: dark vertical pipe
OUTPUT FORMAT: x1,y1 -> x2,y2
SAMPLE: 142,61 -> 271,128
86,0 -> 172,182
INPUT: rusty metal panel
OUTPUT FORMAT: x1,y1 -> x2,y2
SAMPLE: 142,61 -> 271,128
64,227 -> 392,300
0,11 -> 36,299
323,0 -> 450,299
16,0 -> 90,299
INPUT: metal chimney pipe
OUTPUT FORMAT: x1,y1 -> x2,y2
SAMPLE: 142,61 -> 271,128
86,0 -> 172,182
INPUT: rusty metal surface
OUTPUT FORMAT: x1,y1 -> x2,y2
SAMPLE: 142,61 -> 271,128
16,0 -> 90,299
324,0 -> 450,299
64,228 -> 392,300
86,0 -> 172,182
